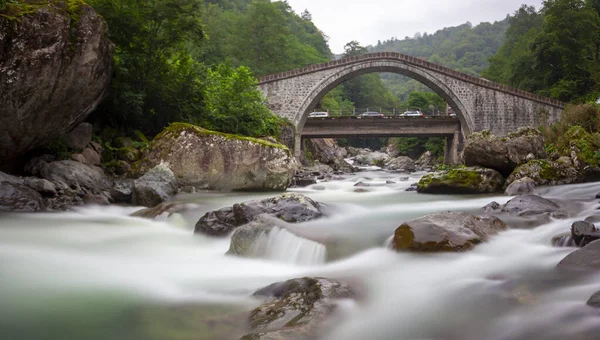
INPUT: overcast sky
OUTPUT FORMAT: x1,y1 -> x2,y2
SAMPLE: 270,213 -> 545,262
285,0 -> 544,54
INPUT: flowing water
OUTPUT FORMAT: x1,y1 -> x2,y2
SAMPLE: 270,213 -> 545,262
1,170 -> 600,340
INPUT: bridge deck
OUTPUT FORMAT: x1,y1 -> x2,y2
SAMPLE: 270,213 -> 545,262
301,116 -> 460,138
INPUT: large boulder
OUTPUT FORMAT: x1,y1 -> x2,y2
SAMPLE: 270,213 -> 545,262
0,181 -> 46,212
132,163 -> 178,207
501,195 -> 566,217
506,158 -> 580,187
242,277 -> 354,339
355,151 -> 389,166
557,239 -> 600,271
134,123 -> 295,191
415,151 -> 438,170
385,156 -> 416,172
571,221 -> 600,247
390,211 -> 507,252
463,128 -> 547,176
417,167 -> 504,194
38,160 -> 111,194
0,1 -> 113,167
194,193 -> 324,236
304,138 -> 351,172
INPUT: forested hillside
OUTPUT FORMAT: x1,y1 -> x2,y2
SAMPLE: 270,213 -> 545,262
86,0 -> 331,137
367,19 -> 509,101
483,1 -> 600,103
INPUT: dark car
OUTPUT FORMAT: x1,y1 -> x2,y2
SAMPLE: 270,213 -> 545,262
358,111 -> 384,118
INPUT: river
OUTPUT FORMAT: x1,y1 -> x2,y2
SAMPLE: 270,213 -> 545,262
1,170 -> 599,339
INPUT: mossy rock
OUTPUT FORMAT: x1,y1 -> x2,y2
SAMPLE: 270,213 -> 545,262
417,167 -> 504,194
506,158 -> 580,187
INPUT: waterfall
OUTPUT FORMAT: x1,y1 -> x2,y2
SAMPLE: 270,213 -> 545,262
250,227 -> 327,265
554,235 -> 576,247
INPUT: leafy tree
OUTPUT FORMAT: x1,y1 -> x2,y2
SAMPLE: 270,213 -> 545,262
201,64 -> 281,137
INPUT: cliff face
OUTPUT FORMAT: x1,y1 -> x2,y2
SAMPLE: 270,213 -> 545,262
0,1 -> 113,166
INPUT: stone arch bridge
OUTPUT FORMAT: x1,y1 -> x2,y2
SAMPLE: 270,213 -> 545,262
258,52 -> 565,157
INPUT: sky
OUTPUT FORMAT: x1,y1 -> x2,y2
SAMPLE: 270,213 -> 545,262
285,0 -> 545,54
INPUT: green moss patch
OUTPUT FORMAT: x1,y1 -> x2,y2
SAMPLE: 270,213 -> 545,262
1,0 -> 85,21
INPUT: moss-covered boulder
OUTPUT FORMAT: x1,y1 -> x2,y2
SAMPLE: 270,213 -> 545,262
390,211 -> 507,252
0,0 -> 113,168
242,277 -> 354,339
555,126 -> 600,175
194,193 -> 324,237
463,128 -> 547,176
135,123 -> 295,191
505,158 -> 580,187
417,167 -> 504,194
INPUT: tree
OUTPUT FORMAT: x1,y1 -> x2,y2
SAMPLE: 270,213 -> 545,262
343,40 -> 368,57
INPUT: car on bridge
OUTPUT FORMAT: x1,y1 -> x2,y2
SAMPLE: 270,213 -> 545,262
396,110 -> 424,117
358,111 -> 384,118
308,111 -> 329,118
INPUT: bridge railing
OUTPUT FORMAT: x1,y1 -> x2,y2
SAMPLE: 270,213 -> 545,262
313,108 -> 448,116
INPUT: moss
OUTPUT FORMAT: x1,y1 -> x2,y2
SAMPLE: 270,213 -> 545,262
156,122 -> 290,152
418,168 -> 485,193
1,0 -> 85,22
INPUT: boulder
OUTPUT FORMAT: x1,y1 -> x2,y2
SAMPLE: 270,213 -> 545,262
82,147 -> 101,166
557,239 -> 600,271
355,151 -> 389,166
384,156 -> 416,172
504,177 -> 536,195
242,277 -> 353,339
463,128 -> 546,176
0,1 -> 113,167
83,193 -> 110,205
227,214 -> 289,256
110,179 -> 134,204
501,195 -> 566,217
571,221 -> 600,247
64,122 -> 93,151
304,138 -> 352,172
417,167 -> 504,194
133,123 -> 295,191
23,177 -> 56,197
71,153 -> 87,164
0,181 -> 46,212
506,158 -> 580,187
587,291 -> 600,308
132,163 -> 178,207
482,201 -> 501,212
39,160 -> 111,194
194,193 -> 324,236
390,211 -> 507,252
415,151 -> 438,170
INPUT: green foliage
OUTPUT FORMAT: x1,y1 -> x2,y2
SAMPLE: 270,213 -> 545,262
393,137 -> 445,159
201,64 -> 281,137
484,0 -> 600,102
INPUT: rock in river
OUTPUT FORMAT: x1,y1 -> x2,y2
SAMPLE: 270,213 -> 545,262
194,193 -> 324,236
0,1 -> 113,168
390,211 -> 507,252
504,177 -> 536,196
0,181 -> 46,212
557,239 -> 600,271
417,167 -> 504,194
133,123 -> 295,191
241,277 -> 354,339
132,163 -> 178,207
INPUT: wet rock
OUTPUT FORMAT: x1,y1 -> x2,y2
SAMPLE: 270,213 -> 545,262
132,202 -> 195,220
64,122 -> 93,151
227,214 -> 290,256
110,179 -> 133,204
405,183 -> 418,192
83,194 -> 110,205
194,193 -> 324,236
242,277 -> 353,339
584,215 -> 600,223
482,201 -> 501,212
504,177 -> 536,196
596,193 -> 600,199
552,233 -> 576,247
384,156 -> 415,172
133,123 -> 295,191
354,188 -> 369,193
304,138 -> 352,172
23,177 -> 56,197
39,160 -> 111,194
132,163 -> 177,207
501,195 -> 566,217
571,221 -> 600,247
390,211 -> 507,252
0,2 -> 113,167
354,182 -> 385,187
293,178 -> 317,187
355,151 -> 389,166
557,239 -> 600,271
587,291 -> 600,308
417,167 -> 504,194
0,181 -> 46,212
463,128 -> 546,176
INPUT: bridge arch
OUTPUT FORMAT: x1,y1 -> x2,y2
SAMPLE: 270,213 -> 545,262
293,59 -> 473,146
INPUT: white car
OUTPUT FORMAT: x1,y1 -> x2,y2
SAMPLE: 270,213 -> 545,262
399,111 -> 423,117
308,111 -> 329,118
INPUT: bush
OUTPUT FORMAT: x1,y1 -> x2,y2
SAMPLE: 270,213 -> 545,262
540,104 -> 600,145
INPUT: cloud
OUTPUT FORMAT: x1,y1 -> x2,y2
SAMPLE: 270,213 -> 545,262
286,0 -> 544,54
